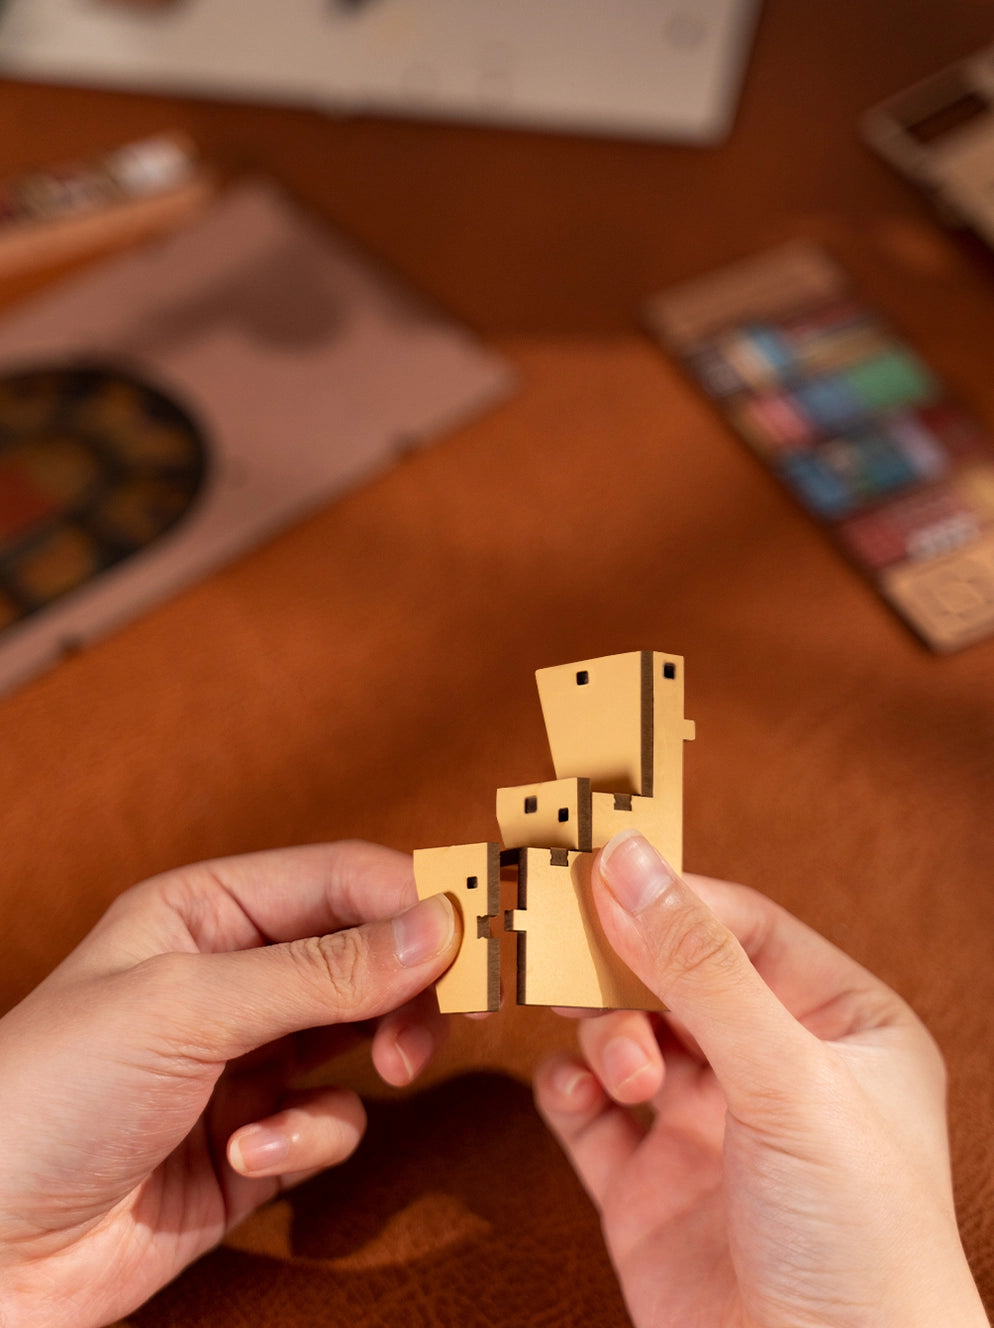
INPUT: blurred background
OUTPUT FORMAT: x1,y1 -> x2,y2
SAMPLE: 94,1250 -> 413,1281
0,2 -> 993,1323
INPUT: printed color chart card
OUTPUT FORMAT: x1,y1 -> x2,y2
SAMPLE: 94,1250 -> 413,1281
645,241 -> 994,652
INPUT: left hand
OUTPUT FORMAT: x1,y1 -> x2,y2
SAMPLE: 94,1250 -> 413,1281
0,840 -> 459,1328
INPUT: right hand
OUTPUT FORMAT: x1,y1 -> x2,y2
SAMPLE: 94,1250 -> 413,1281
535,830 -> 987,1328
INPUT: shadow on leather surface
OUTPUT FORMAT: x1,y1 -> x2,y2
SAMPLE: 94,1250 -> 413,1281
128,1071 -> 631,1328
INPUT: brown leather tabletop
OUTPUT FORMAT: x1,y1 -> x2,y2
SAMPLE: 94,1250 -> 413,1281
1,3 -> 993,1324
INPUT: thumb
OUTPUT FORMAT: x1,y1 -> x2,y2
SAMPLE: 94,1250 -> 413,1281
157,893 -> 460,1063
594,831 -> 822,1120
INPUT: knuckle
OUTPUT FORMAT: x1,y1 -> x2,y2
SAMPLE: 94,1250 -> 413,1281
658,905 -> 742,989
288,930 -> 370,1017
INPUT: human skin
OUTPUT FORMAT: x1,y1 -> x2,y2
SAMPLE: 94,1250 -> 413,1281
0,841 -> 459,1328
535,830 -> 988,1328
0,832 -> 987,1328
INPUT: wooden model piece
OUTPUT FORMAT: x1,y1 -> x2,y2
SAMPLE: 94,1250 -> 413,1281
534,650 -> 696,870
414,650 -> 694,1012
411,842 -> 500,1015
506,849 -> 661,1009
495,776 -> 592,852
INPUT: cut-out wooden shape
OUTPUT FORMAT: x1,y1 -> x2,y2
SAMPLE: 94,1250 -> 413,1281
536,651 -> 652,796
590,790 -> 669,856
415,650 -> 694,1012
535,649 -> 695,869
496,777 -> 591,852
506,848 -> 664,1010
412,842 -> 500,1013
646,652 -> 697,871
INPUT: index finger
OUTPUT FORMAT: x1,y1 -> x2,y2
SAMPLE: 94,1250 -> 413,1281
78,841 -> 418,966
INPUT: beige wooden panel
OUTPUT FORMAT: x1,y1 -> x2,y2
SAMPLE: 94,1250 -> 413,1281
496,776 -> 591,851
535,651 -> 650,795
589,789 -> 683,868
506,848 -> 663,1010
413,842 -> 500,1013
649,653 -> 695,792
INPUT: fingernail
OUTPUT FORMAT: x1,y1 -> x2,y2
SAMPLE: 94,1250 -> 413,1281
599,830 -> 677,915
602,1036 -> 651,1094
552,1062 -> 592,1100
392,895 -> 456,967
394,1024 -> 434,1082
230,1124 -> 290,1174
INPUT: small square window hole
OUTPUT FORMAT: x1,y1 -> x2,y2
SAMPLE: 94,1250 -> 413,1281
524,795 -> 538,814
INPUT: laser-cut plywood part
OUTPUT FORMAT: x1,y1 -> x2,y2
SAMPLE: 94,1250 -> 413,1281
535,650 -> 696,867
646,652 -> 697,871
536,651 -> 652,796
413,843 -> 500,1013
506,849 -> 664,1010
590,790 -> 668,857
416,650 -> 694,1012
496,777 -> 591,852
